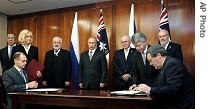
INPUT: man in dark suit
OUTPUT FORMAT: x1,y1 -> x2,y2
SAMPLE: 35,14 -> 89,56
113,35 -> 136,90
0,33 -> 17,73
158,29 -> 183,61
2,52 -> 38,109
137,44 -> 195,109
0,33 -> 17,108
129,32 -> 158,91
78,36 -> 107,90
42,36 -> 71,88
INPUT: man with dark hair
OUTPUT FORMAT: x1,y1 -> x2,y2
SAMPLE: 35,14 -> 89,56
0,33 -> 17,108
137,44 -> 195,109
2,52 -> 38,109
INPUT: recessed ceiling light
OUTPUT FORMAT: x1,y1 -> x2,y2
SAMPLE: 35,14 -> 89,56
8,0 -> 32,4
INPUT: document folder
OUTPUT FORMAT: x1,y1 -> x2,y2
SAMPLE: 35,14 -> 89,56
25,59 -> 44,81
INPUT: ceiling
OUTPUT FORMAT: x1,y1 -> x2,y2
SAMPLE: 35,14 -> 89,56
0,0 -> 111,16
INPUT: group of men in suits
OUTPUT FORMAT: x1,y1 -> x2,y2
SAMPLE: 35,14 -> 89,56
114,29 -> 184,91
0,31 -> 71,109
113,30 -> 194,108
0,29 -> 194,109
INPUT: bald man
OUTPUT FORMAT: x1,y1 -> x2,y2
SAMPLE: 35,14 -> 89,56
78,36 -> 108,90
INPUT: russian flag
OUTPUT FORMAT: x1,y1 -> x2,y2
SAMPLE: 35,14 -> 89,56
70,12 -> 80,90
129,3 -> 136,48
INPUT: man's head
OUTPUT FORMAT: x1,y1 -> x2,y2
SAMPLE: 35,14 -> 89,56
146,44 -> 167,69
7,33 -> 17,46
158,29 -> 170,47
13,52 -> 27,69
52,36 -> 62,50
88,37 -> 97,50
131,32 -> 147,52
121,35 -> 131,49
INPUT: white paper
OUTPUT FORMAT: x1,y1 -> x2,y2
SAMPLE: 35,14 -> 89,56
110,90 -> 145,95
26,88 -> 62,92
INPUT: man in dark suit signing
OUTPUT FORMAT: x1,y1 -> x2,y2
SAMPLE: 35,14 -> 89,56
2,52 -> 38,109
129,32 -> 158,91
158,29 -> 183,61
137,44 -> 195,109
113,35 -> 136,90
78,36 -> 107,90
42,36 -> 71,88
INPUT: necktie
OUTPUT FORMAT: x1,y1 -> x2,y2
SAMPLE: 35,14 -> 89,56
89,50 -> 93,60
9,46 -> 13,59
142,52 -> 146,65
20,70 -> 26,82
125,49 -> 128,60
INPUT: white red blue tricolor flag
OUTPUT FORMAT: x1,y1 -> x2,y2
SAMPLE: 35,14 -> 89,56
70,12 -> 80,90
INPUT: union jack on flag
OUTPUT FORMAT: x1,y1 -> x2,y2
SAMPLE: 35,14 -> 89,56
159,0 -> 171,40
97,8 -> 109,55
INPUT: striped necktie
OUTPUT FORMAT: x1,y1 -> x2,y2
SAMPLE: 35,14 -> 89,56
142,52 -> 146,65
20,70 -> 26,82
89,50 -> 93,60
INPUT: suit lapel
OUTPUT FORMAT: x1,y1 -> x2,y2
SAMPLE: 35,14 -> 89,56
13,68 -> 26,83
90,51 -> 96,61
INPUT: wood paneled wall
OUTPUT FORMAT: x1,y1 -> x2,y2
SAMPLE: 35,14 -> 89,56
7,0 -> 195,89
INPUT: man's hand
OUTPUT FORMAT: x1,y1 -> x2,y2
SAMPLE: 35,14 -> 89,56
79,83 -> 83,88
42,81 -> 47,86
129,84 -> 137,91
65,81 -> 70,86
36,71 -> 42,77
28,81 -> 38,88
122,74 -> 131,81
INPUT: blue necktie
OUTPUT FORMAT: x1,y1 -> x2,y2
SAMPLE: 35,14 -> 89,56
9,46 -> 12,59
20,70 -> 26,82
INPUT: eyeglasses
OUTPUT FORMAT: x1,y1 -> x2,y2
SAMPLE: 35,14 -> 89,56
148,57 -> 154,62
158,34 -> 168,38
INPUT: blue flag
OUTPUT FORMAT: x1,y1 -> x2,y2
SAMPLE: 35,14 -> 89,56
96,8 -> 109,55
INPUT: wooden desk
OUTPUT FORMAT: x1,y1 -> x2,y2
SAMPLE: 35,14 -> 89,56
9,90 -> 153,109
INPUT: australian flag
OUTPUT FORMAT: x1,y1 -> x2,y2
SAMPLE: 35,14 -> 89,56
96,8 -> 109,55
159,0 -> 171,41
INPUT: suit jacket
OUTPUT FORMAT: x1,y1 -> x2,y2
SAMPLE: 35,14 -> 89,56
78,50 -> 107,89
11,44 -> 38,65
113,48 -> 136,88
42,49 -> 71,88
166,42 -> 183,62
131,45 -> 158,85
2,67 -> 29,109
0,46 -> 14,73
150,56 -> 195,109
